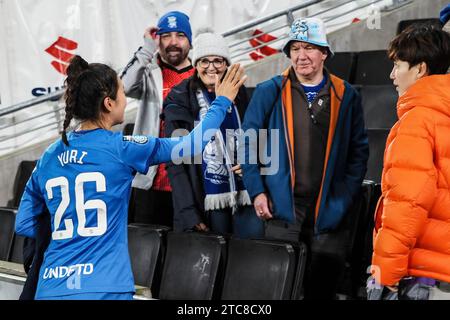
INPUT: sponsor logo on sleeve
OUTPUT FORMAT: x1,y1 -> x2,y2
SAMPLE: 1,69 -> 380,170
123,135 -> 149,144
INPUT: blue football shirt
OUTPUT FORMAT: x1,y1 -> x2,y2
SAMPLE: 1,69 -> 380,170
15,95 -> 231,299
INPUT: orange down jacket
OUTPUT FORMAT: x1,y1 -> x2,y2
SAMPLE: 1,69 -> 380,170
372,74 -> 450,286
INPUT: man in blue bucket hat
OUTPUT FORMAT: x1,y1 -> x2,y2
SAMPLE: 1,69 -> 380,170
283,17 -> 334,57
241,17 -> 368,299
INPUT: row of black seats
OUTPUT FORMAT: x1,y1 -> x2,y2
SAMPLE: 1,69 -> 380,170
128,224 -> 307,300
326,50 -> 396,183
0,209 -> 306,300
128,179 -> 380,300
325,50 -> 392,86
0,181 -> 379,300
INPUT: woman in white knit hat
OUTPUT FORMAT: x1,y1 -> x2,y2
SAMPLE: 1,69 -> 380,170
162,29 -> 264,238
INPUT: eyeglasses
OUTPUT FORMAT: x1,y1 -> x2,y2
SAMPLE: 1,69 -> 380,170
198,58 -> 226,69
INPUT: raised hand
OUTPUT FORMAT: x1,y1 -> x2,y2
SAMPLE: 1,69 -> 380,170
215,64 -> 247,102
144,26 -> 160,47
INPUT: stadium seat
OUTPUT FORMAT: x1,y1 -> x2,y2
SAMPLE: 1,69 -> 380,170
0,207 -> 17,261
122,123 -> 135,136
246,87 -> 256,100
356,182 -> 381,298
269,239 -> 307,300
159,232 -> 225,300
365,129 -> 390,183
7,160 -> 37,208
360,85 -> 398,129
221,238 -> 296,300
325,52 -> 357,83
127,225 -> 163,290
127,223 -> 170,298
8,233 -> 25,264
353,50 -> 393,85
397,18 -> 442,34
128,189 -> 174,226
343,181 -> 378,298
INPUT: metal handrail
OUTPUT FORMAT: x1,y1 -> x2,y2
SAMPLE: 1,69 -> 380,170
0,105 -> 65,131
0,123 -> 58,144
0,90 -> 64,118
222,0 -> 320,37
321,0 -> 387,22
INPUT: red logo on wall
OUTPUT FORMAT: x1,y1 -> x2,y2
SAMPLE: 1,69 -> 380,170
249,29 -> 280,61
45,36 -> 78,75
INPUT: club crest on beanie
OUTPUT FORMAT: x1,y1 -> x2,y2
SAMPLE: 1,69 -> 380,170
156,11 -> 192,44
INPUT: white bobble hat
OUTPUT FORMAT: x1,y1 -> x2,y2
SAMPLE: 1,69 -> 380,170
192,28 -> 232,66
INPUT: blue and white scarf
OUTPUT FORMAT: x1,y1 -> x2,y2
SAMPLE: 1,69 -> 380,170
197,89 -> 251,212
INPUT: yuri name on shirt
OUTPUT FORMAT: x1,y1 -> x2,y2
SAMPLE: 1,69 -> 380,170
58,150 -> 88,167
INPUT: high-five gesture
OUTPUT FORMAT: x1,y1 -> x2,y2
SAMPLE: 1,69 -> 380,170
215,64 -> 247,102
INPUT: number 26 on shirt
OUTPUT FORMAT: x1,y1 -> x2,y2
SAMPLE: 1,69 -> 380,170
45,172 -> 107,240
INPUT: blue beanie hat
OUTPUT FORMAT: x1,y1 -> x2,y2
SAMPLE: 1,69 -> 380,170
440,4 -> 450,25
156,11 -> 192,44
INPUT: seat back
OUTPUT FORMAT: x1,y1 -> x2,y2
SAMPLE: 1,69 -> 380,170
246,87 -> 256,101
333,181 -> 379,299
8,160 -> 37,208
360,85 -> 398,129
397,18 -> 442,34
159,232 -> 225,300
0,208 -> 17,260
366,129 -> 390,183
122,123 -> 135,136
221,238 -> 296,300
8,234 -> 26,264
128,224 -> 165,290
340,182 -> 381,298
289,241 -> 307,300
353,50 -> 392,85
325,52 -> 357,83
128,223 -> 170,297
351,181 -> 380,298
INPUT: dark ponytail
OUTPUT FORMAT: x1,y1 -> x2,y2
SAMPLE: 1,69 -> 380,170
62,55 -> 119,146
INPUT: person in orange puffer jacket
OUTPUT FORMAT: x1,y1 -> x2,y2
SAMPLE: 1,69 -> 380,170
369,24 -> 450,300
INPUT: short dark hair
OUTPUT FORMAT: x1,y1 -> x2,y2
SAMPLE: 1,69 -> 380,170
388,24 -> 450,75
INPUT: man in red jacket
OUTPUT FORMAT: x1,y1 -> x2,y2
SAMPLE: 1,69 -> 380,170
121,11 -> 195,226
